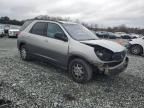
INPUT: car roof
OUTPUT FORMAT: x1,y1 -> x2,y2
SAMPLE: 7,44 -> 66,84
58,21 -> 77,24
31,20 -> 77,25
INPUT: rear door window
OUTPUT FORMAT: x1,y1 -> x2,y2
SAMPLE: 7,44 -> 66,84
30,22 -> 47,36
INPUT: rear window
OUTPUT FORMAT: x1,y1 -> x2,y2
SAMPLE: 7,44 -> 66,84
20,20 -> 33,31
30,22 -> 47,36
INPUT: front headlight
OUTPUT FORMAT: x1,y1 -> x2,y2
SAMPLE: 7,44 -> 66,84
85,44 -> 126,62
95,47 -> 113,61
95,51 -> 103,57
95,47 -> 126,62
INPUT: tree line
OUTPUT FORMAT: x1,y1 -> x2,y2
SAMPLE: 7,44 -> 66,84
0,16 -> 24,25
0,16 -> 144,35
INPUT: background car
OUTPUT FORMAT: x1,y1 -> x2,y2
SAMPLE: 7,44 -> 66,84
121,34 -> 132,39
129,33 -> 140,39
0,25 -> 4,37
8,29 -> 20,38
95,31 -> 118,39
129,37 -> 144,55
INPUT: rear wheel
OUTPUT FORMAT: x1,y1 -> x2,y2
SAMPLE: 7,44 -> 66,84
130,45 -> 143,55
20,45 -> 31,61
69,59 -> 93,83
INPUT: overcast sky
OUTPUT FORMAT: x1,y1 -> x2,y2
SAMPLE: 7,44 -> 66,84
0,0 -> 144,27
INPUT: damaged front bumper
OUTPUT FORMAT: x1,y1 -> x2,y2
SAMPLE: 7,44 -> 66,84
97,57 -> 129,76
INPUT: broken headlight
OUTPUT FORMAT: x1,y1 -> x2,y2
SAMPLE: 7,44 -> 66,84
85,44 -> 126,62
95,46 -> 126,61
95,46 -> 113,61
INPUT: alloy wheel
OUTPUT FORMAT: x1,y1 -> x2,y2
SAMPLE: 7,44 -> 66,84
131,46 -> 141,55
72,63 -> 85,80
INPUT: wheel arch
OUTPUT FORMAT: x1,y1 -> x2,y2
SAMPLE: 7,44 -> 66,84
19,42 -> 26,50
68,54 -> 93,83
68,54 -> 91,67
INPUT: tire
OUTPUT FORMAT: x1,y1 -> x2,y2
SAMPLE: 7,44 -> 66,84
130,45 -> 143,55
69,58 -> 93,83
20,45 -> 31,61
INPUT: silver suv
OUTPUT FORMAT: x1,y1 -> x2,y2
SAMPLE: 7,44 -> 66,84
17,20 -> 129,83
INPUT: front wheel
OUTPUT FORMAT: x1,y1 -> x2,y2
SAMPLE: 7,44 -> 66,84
130,45 -> 143,55
69,59 -> 93,83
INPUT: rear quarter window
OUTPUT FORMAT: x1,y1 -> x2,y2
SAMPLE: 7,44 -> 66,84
30,22 -> 47,36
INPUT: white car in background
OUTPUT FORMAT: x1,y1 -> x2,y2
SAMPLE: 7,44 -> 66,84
129,33 -> 140,39
129,37 -> 144,55
8,29 -> 19,38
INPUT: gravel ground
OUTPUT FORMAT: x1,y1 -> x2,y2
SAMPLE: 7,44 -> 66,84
0,38 -> 18,58
0,38 -> 144,108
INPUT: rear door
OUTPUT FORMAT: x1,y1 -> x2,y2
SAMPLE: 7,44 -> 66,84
27,22 -> 49,55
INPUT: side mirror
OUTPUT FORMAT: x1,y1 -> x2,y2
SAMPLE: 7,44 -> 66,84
54,33 -> 68,42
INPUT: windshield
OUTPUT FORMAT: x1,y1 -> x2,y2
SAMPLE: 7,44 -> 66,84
62,23 -> 99,41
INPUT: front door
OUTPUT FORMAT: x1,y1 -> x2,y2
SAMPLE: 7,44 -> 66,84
45,22 -> 69,66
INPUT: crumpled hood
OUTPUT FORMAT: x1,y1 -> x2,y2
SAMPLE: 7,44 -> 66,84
80,39 -> 125,52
